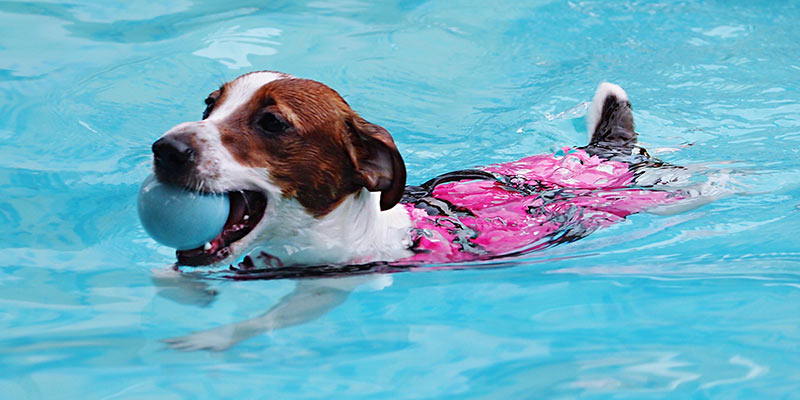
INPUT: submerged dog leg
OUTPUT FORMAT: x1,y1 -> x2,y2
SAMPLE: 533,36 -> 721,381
162,275 -> 384,351
646,170 -> 737,215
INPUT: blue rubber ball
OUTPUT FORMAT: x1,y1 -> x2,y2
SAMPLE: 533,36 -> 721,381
137,174 -> 230,250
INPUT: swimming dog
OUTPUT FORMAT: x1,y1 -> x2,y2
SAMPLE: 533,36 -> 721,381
152,71 -> 685,271
153,71 -> 706,350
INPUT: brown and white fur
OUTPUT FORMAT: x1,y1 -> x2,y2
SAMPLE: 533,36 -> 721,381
153,71 -> 415,269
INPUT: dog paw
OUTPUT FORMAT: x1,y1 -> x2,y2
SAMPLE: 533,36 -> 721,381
162,327 -> 239,352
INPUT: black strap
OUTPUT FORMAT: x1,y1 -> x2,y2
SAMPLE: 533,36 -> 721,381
402,169 -> 497,203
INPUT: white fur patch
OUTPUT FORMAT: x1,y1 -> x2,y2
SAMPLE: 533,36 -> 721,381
207,71 -> 290,122
586,82 -> 629,141
246,190 -> 413,267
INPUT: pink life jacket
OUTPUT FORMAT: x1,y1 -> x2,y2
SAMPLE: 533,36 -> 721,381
399,147 -> 682,263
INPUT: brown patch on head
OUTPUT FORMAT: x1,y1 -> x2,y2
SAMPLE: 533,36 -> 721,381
215,76 -> 405,216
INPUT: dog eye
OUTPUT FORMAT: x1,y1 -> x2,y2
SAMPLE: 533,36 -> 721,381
257,112 -> 290,134
202,97 -> 215,120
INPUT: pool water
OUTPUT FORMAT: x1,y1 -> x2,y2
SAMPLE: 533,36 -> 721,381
2,0 -> 799,398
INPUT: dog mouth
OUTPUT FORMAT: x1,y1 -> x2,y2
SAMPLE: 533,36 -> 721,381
176,190 -> 268,266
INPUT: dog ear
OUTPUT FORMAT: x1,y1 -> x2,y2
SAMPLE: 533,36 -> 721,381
347,117 -> 406,211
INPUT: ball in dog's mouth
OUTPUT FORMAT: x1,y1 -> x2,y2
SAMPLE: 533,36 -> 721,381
176,190 -> 267,266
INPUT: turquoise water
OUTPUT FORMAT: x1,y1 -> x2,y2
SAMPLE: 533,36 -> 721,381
2,0 -> 800,398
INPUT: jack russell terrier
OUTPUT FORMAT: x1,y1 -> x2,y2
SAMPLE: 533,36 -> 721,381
153,71 -> 716,350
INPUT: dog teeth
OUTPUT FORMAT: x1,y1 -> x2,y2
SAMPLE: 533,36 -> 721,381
203,242 -> 212,251
243,215 -> 250,221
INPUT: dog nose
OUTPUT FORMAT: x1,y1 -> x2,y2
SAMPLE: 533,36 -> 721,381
152,136 -> 196,171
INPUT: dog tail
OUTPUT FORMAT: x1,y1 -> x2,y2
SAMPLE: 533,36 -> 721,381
584,82 -> 637,156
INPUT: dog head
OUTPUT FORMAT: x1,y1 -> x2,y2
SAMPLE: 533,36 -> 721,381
152,71 -> 406,266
